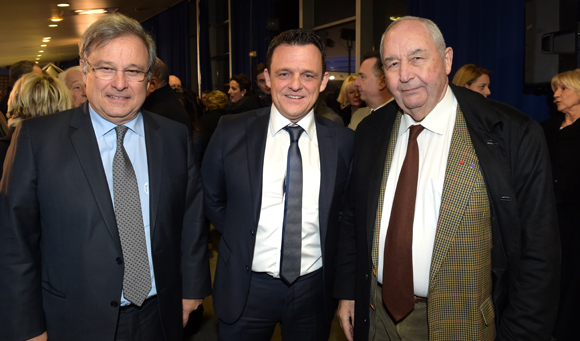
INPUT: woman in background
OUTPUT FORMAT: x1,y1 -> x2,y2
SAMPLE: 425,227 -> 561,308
542,68 -> 580,340
452,64 -> 491,98
199,90 -> 228,162
225,73 -> 261,114
337,74 -> 364,126
0,72 -> 72,177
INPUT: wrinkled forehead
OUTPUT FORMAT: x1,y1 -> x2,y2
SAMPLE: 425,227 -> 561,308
383,21 -> 436,56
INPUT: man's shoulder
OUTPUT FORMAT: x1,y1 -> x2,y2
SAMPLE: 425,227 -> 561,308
218,107 -> 270,126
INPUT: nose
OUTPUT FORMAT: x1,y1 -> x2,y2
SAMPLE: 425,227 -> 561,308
554,89 -> 560,98
288,74 -> 303,91
354,78 -> 361,89
111,71 -> 128,90
399,61 -> 413,83
484,87 -> 491,97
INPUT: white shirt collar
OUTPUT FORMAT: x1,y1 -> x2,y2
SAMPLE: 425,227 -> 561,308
89,104 -> 145,138
268,105 -> 316,141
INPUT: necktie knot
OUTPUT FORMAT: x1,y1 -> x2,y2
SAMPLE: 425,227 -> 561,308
408,124 -> 424,141
115,125 -> 129,145
283,125 -> 304,143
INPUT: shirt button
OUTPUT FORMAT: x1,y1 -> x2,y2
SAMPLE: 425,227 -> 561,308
116,257 -> 123,265
110,301 -> 119,308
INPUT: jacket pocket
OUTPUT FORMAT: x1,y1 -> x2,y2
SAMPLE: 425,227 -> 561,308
480,295 -> 495,326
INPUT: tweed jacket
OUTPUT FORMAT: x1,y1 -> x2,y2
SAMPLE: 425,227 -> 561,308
334,85 -> 560,340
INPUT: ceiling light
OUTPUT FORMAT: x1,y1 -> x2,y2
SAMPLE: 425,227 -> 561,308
41,44 -> 47,47
75,9 -> 108,15
49,24 -> 58,27
43,40 -> 50,42
35,61 -> 39,64
44,37 -> 51,40
37,55 -> 42,57
57,3 -> 70,7
51,18 -> 63,22
36,58 -> 40,60
39,50 -> 44,53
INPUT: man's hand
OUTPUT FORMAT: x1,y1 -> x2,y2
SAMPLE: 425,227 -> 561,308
26,331 -> 47,341
182,298 -> 203,327
337,299 -> 355,341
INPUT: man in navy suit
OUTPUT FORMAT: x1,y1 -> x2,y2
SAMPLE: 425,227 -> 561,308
0,13 -> 210,341
202,29 -> 354,340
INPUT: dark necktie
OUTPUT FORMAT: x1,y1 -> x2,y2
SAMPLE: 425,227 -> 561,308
280,125 -> 304,285
383,124 -> 425,322
113,125 -> 151,306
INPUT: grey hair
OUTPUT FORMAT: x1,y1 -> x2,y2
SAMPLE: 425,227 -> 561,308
380,16 -> 446,62
78,13 -> 157,79
58,65 -> 82,83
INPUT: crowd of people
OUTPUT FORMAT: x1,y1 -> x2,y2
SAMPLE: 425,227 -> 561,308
0,11 -> 574,341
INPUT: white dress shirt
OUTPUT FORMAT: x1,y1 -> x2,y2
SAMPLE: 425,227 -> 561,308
252,107 -> 322,277
378,86 -> 457,297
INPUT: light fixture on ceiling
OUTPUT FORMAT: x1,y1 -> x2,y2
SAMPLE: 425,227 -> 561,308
39,50 -> 44,53
51,18 -> 63,22
49,24 -> 58,27
37,55 -> 42,57
75,9 -> 108,15
35,61 -> 39,64
57,3 -> 70,7
390,16 -> 401,21
41,44 -> 47,47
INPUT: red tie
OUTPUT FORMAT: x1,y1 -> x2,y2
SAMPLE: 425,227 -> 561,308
383,124 -> 425,322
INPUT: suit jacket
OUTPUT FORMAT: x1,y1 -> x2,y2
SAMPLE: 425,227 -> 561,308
143,84 -> 192,131
202,107 -> 354,324
334,85 -> 560,340
0,103 -> 211,341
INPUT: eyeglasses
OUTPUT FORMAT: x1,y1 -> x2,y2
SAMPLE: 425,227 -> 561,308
84,60 -> 149,82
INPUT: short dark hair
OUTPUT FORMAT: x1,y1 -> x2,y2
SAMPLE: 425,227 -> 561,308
9,60 -> 37,86
254,63 -> 267,80
362,51 -> 384,77
230,74 -> 252,93
266,29 -> 326,74
151,58 -> 169,86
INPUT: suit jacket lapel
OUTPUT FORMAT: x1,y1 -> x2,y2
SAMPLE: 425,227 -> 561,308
142,111 -> 162,234
429,107 -> 481,284
69,104 -> 121,252
245,109 -> 269,224
315,116 -> 336,250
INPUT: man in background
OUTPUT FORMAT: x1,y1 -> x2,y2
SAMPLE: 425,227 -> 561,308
58,66 -> 87,108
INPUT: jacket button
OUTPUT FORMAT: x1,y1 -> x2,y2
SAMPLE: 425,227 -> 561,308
365,273 -> 369,280
110,301 -> 119,308
363,318 -> 368,324
246,266 -> 249,271
116,257 -> 123,265
250,230 -> 255,236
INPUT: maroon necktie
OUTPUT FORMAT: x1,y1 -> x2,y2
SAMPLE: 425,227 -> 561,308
383,124 -> 425,322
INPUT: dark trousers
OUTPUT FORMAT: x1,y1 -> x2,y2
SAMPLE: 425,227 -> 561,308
218,268 -> 331,341
115,296 -> 165,341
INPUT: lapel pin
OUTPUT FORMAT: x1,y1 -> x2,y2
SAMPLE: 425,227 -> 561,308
470,164 -> 475,168
460,160 -> 465,165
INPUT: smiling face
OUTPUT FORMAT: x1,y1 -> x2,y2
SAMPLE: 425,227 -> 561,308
228,80 -> 245,103
65,70 -> 87,107
382,20 -> 453,121
466,74 -> 491,98
554,82 -> 580,115
264,43 -> 329,122
81,35 -> 150,125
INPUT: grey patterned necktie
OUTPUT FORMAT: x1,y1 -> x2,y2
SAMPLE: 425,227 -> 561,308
113,125 -> 151,306
280,125 -> 304,285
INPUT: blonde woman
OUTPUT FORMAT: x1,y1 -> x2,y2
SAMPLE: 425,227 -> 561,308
451,64 -> 491,98
542,68 -> 580,340
337,74 -> 364,126
1,73 -> 72,176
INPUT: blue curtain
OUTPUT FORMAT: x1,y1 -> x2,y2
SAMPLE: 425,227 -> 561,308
230,0 -> 275,84
409,0 -> 551,122
142,1 -> 191,90
199,0 -> 212,92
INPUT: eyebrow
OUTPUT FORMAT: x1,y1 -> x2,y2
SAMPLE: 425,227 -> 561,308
384,48 -> 428,63
94,60 -> 147,70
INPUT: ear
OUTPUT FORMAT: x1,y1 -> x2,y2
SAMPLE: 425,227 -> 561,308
147,77 -> 158,96
264,68 -> 272,88
319,72 -> 330,92
79,60 -> 88,83
241,89 -> 247,96
444,47 -> 453,75
378,74 -> 387,91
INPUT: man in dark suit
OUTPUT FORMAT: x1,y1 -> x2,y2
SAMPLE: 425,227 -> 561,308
202,29 -> 354,340
335,16 -> 560,340
0,13 -> 210,341
143,57 -> 192,130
